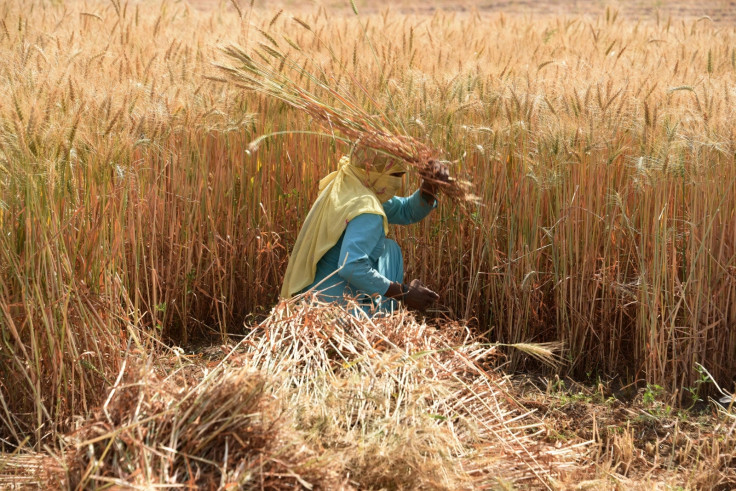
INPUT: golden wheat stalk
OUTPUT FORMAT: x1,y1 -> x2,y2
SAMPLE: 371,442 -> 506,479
216,39 -> 475,202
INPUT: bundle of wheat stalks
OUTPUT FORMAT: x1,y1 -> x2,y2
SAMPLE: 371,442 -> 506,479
216,23 -> 475,202
61,299 -> 583,489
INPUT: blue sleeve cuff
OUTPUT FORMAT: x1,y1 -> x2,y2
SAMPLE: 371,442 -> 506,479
411,189 -> 438,211
383,190 -> 436,225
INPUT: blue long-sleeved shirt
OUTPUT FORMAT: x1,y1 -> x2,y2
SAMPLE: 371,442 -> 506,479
301,189 -> 436,303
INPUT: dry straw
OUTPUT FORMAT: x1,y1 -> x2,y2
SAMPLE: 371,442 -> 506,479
60,299 -> 582,489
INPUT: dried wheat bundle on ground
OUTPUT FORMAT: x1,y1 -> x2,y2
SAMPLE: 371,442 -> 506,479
56,300 -> 583,489
241,297 -> 584,489
65,357 -> 346,489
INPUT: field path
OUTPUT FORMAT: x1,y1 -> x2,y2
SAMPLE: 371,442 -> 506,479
187,0 -> 736,23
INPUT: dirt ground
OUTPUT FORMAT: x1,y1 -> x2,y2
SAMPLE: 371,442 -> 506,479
187,0 -> 736,23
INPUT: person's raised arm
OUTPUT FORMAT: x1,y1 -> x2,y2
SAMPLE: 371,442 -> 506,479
383,160 -> 449,225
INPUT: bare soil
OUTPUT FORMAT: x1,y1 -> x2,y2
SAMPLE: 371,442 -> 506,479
187,0 -> 736,24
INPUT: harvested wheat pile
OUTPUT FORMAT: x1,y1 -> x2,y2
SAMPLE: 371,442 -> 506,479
63,299 -> 585,489
67,360 -> 344,489
242,297 -> 584,489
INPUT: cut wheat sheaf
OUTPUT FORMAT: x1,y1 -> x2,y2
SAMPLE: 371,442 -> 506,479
217,38 -> 477,203
63,299 -> 582,489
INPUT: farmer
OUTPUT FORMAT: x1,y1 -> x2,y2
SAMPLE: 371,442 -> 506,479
280,146 -> 449,313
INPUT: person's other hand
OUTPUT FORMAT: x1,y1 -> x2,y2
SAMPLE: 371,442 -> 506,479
403,279 -> 439,311
420,160 -> 450,204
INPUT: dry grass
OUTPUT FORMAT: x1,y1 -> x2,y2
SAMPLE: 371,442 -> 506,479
516,376 -> 736,489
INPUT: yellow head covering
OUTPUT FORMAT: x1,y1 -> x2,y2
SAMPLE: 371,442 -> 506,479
280,149 -> 405,298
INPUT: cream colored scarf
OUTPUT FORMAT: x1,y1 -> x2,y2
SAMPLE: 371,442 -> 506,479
280,152 -> 404,298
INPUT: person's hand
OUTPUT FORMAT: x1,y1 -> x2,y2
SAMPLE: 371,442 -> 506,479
386,279 -> 439,311
420,160 -> 450,204
404,279 -> 439,311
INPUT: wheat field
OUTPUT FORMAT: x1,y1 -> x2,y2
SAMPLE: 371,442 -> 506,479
1,0 -> 735,488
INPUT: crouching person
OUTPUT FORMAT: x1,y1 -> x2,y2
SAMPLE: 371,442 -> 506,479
280,147 -> 448,314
